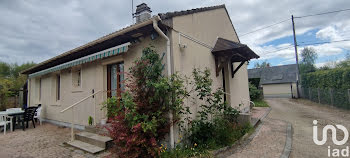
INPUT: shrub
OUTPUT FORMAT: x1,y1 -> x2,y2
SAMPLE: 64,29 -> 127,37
101,96 -> 119,119
301,67 -> 350,89
105,46 -> 190,158
187,68 -> 241,150
249,82 -> 262,100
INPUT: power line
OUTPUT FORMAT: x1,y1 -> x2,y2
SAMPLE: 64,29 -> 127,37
239,8 -> 350,37
294,8 -> 350,18
262,45 -> 295,54
257,39 -> 350,54
239,18 -> 290,37
299,39 -> 350,46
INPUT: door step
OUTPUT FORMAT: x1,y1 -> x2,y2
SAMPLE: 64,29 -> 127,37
75,132 -> 112,148
67,140 -> 104,154
66,131 -> 112,154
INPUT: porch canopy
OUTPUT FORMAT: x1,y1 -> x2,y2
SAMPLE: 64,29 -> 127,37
212,38 -> 259,78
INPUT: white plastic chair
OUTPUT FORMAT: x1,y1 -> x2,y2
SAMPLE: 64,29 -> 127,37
0,114 -> 13,135
34,107 -> 42,125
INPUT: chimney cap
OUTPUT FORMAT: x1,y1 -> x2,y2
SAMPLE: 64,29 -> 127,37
135,3 -> 152,14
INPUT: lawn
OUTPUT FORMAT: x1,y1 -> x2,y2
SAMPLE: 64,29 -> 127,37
253,100 -> 270,107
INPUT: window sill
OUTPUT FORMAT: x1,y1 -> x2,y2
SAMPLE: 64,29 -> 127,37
72,87 -> 83,93
50,104 -> 61,107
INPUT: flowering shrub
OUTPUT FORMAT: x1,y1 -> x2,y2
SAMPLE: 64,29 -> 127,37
105,46 -> 189,158
188,68 -> 240,149
105,46 -> 244,157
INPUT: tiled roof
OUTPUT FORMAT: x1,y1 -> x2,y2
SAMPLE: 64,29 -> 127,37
159,4 -> 226,20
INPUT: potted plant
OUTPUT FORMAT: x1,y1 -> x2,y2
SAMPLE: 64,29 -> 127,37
88,116 -> 93,126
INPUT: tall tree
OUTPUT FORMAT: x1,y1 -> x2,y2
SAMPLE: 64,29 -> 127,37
336,53 -> 350,68
300,47 -> 317,73
254,61 -> 271,68
0,62 -> 11,78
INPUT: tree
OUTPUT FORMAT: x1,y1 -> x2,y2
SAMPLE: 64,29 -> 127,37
0,62 -> 11,78
336,53 -> 350,68
299,47 -> 317,73
254,61 -> 271,68
0,61 -> 36,109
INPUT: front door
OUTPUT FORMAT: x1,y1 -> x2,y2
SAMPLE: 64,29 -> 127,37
107,62 -> 124,98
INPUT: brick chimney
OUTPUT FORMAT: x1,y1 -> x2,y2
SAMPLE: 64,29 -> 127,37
134,3 -> 152,23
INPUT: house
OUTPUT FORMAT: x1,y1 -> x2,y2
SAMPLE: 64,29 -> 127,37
248,64 -> 298,98
21,3 -> 258,147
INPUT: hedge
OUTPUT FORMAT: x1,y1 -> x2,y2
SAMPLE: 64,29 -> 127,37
301,67 -> 350,89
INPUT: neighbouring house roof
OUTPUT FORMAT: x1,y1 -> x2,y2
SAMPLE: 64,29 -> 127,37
248,64 -> 298,85
22,4 -> 235,76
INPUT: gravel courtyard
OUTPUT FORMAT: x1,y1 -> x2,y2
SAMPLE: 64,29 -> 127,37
267,98 -> 350,158
0,123 -> 109,158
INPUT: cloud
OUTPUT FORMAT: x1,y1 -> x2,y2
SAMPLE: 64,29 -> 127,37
0,0 -> 349,64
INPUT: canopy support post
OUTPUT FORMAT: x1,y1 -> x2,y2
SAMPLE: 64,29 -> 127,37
232,61 -> 245,78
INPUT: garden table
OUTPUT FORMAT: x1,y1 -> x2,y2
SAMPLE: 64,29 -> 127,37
0,110 -> 25,131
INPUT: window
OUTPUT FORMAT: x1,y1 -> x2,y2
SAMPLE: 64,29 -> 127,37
72,68 -> 82,88
56,75 -> 60,101
107,62 -> 124,98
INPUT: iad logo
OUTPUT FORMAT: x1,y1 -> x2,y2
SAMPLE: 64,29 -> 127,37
313,120 -> 349,157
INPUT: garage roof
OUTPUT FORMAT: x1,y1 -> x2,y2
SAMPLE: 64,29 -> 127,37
248,64 -> 298,85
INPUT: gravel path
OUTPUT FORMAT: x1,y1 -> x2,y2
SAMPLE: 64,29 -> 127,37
0,123 -> 109,158
227,117 -> 287,158
266,98 -> 350,158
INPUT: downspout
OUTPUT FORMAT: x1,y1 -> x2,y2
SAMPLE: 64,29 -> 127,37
153,17 -> 174,149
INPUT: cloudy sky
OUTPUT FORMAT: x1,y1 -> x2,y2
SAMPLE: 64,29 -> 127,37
0,0 -> 350,68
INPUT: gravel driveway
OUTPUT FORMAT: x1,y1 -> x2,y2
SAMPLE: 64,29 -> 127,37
266,98 -> 350,158
0,123 -> 109,158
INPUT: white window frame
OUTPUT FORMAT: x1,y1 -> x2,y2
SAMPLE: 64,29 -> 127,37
71,66 -> 83,92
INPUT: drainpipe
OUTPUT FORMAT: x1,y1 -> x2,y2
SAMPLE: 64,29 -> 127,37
153,17 -> 174,148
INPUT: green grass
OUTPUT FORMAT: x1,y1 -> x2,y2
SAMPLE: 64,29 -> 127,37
253,100 -> 269,107
160,123 -> 253,158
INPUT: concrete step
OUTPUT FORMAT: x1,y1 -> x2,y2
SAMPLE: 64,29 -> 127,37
67,140 -> 104,154
85,125 -> 109,135
75,132 -> 112,149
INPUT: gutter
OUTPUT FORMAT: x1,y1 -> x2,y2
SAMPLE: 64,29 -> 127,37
153,16 -> 174,149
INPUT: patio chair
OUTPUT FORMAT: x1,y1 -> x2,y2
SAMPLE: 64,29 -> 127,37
34,105 -> 42,125
19,107 -> 37,131
0,114 -> 13,135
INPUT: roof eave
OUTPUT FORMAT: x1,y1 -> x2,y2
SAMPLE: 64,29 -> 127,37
21,16 -> 161,75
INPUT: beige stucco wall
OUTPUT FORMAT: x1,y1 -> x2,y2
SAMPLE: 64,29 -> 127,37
171,7 -> 249,112
28,34 -> 166,126
170,8 -> 250,141
262,83 -> 297,98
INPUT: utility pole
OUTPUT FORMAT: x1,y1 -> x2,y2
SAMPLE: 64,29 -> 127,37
132,0 -> 134,23
292,15 -> 300,98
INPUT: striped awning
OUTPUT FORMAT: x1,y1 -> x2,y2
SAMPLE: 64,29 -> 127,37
29,42 -> 131,78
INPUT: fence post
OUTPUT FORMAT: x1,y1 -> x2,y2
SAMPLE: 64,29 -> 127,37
309,88 -> 312,100
318,88 -> 321,104
330,88 -> 334,106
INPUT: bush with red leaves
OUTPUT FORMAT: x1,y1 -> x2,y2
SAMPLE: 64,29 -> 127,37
105,46 -> 189,158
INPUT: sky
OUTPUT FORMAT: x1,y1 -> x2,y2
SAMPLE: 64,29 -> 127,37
0,0 -> 349,69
